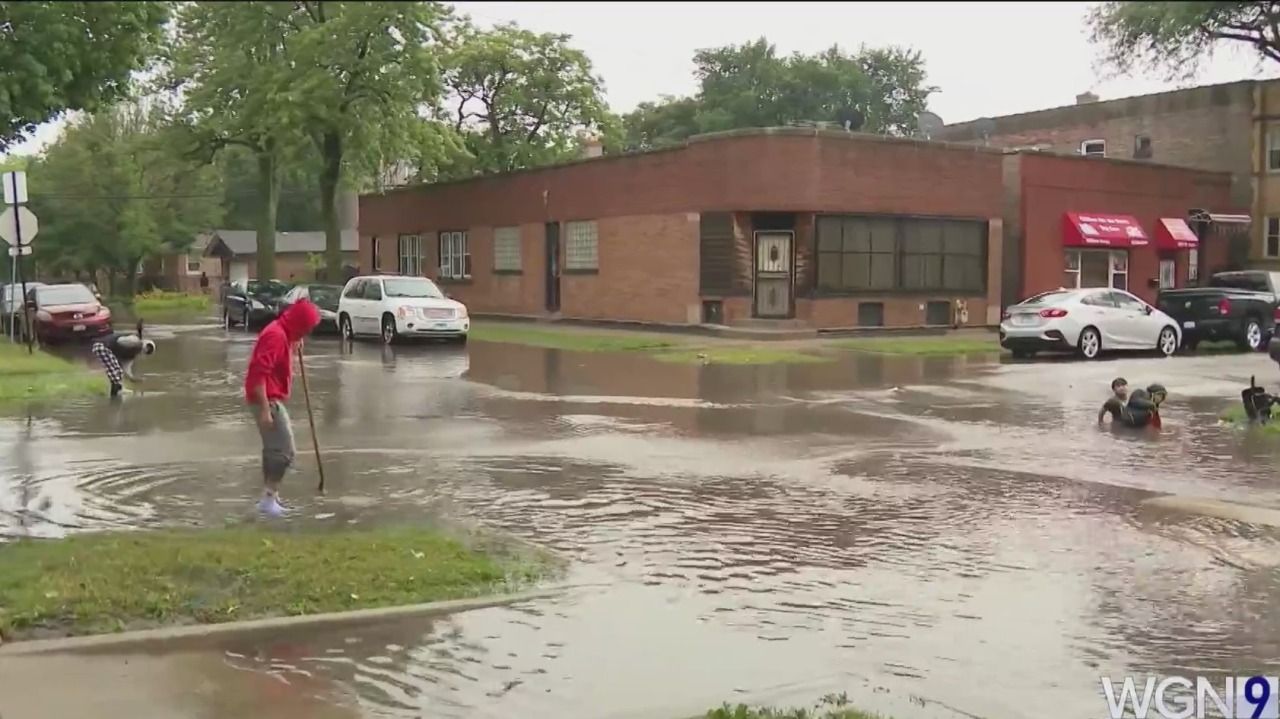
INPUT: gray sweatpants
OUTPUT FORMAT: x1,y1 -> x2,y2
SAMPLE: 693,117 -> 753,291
253,401 -> 296,483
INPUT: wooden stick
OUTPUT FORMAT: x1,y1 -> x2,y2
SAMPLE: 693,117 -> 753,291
296,343 -> 325,494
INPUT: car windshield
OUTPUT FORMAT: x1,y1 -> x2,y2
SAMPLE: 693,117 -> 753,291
307,285 -> 341,309
1017,290 -> 1078,307
383,278 -> 443,298
247,280 -> 291,297
36,285 -> 95,305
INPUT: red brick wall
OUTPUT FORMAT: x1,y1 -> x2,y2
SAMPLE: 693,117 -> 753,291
360,130 -> 1006,325
1016,153 -> 1236,305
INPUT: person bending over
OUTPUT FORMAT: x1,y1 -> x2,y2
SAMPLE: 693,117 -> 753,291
90,321 -> 156,397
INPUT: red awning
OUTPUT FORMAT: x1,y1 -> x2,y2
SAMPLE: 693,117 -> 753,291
1062,212 -> 1150,248
1155,217 -> 1199,250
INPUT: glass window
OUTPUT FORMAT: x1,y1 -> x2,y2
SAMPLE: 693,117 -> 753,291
1188,248 -> 1199,282
384,277 -> 443,298
398,234 -> 422,276
565,220 -> 599,270
1111,291 -> 1146,312
1081,291 -> 1117,308
364,280 -> 383,301
493,226 -> 522,272
815,215 -> 985,292
344,280 -> 365,299
1268,218 -> 1280,258
1269,126 -> 1280,172
1080,139 -> 1106,157
438,231 -> 470,279
36,285 -> 95,305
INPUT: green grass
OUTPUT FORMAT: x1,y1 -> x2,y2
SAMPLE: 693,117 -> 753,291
702,694 -> 883,719
655,347 -> 830,365
1220,404 -> 1280,434
112,291 -> 212,322
832,336 -> 1001,356
0,342 -> 101,404
0,525 -> 556,641
470,322 -> 828,365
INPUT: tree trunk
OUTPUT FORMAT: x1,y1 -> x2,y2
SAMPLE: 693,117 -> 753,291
255,146 -> 280,280
124,258 -> 140,298
319,130 -> 343,282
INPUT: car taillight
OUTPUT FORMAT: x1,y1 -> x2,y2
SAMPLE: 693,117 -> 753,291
1274,305 -> 1280,323
1218,297 -> 1231,316
1039,308 -> 1068,318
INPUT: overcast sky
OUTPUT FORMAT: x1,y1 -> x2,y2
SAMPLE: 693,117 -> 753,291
6,1 -> 1277,156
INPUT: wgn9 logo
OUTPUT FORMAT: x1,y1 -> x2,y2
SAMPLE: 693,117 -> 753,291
1101,676 -> 1280,719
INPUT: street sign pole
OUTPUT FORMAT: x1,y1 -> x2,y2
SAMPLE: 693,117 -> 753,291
5,171 -> 31,352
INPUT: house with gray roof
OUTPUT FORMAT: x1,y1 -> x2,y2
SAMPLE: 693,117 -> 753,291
203,229 -> 359,284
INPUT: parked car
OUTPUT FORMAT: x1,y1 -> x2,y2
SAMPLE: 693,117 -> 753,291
18,283 -> 112,344
1,282 -> 45,333
221,279 -> 292,329
1000,287 -> 1181,360
279,283 -> 342,334
337,275 -> 469,344
1155,270 -> 1280,351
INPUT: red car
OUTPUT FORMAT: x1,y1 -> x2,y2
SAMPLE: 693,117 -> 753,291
21,283 -> 112,344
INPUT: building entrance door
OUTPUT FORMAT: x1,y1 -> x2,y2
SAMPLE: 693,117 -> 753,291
753,230 -> 793,318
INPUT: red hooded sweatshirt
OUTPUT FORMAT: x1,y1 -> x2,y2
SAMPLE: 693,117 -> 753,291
244,300 -> 321,403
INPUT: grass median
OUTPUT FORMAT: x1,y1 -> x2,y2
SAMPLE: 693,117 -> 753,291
0,341 -> 101,404
832,336 -> 1001,357
470,322 -> 829,365
701,694 -> 883,719
0,525 -> 557,641
1220,404 -> 1280,434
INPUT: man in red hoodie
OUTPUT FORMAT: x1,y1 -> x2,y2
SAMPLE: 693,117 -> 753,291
244,299 -> 321,516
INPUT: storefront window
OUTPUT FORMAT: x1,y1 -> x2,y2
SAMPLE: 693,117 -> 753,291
1158,259 -> 1175,289
1188,248 -> 1199,282
1064,249 -> 1128,289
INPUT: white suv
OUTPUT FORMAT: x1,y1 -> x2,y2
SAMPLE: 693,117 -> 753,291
337,275 -> 470,344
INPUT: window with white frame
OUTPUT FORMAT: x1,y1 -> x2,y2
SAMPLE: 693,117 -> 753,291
398,234 -> 423,275
439,230 -> 470,279
185,256 -> 201,274
1188,248 -> 1199,282
564,220 -> 599,270
493,226 -> 522,272
1269,126 -> 1280,172
1267,217 -> 1280,258
372,236 -> 381,271
1080,139 -> 1106,157
1064,249 -> 1127,289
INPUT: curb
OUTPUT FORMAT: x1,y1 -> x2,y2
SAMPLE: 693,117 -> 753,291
0,586 -> 567,657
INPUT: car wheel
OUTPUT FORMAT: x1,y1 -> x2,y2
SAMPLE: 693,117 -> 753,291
1157,326 -> 1178,357
1078,326 -> 1102,360
340,314 -> 354,342
1240,318 -> 1264,351
222,307 -> 233,329
381,314 -> 398,345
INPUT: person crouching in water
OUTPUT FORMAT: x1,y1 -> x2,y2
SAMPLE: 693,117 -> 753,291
244,299 -> 321,517
90,321 -> 156,398
1097,377 -> 1129,425
1099,379 -> 1167,429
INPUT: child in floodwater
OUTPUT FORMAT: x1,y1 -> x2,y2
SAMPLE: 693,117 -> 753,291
1097,377 -> 1129,425
1099,379 -> 1167,429
90,321 -> 157,398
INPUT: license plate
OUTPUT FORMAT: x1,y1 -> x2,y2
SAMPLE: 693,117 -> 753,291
73,324 -> 85,331
1183,320 -> 1196,329
1012,315 -> 1037,326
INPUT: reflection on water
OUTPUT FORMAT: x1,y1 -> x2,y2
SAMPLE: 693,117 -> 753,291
3,330 -> 1280,718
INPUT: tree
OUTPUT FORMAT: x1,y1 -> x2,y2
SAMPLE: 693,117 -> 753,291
27,100 -> 223,295
620,38 -> 936,151
285,1 -> 450,279
0,1 -> 168,150
217,145 -> 324,232
1089,2 -> 1280,77
441,22 -> 611,174
169,1 -> 302,281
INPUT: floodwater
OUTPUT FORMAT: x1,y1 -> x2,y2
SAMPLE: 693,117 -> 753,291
4,325 -> 1280,719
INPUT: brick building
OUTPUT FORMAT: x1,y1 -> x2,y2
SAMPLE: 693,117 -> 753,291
1002,152 -> 1238,308
936,80 -> 1272,265
358,129 -> 1008,330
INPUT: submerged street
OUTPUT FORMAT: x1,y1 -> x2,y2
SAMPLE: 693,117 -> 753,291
3,326 -> 1280,719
